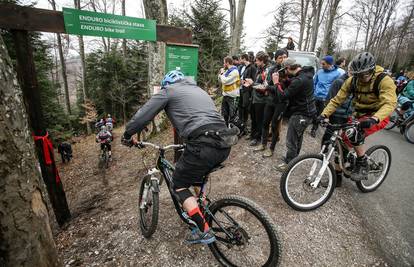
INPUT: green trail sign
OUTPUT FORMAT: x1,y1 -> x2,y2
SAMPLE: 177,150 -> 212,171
165,44 -> 198,80
62,7 -> 156,41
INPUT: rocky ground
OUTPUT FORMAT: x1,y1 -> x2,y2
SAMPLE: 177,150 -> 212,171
52,124 -> 389,267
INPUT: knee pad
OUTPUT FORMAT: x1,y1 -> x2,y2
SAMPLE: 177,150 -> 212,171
174,188 -> 194,204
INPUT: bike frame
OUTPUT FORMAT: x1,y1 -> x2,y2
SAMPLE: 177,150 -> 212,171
138,142 -> 241,243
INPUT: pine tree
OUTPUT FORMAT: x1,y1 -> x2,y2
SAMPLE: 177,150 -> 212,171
265,2 -> 292,52
177,0 -> 230,89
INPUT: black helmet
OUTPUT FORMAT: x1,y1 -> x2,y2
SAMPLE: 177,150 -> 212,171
350,52 -> 376,74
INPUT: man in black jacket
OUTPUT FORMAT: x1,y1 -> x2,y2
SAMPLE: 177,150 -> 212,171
272,58 -> 316,170
238,53 -> 257,135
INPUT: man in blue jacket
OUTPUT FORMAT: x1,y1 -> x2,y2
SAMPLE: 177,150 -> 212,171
310,55 -> 342,137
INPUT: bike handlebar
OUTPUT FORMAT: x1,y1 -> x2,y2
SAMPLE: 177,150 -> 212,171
135,141 -> 184,150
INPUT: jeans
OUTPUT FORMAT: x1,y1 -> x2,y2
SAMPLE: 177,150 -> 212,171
261,103 -> 287,150
285,114 -> 312,163
251,103 -> 266,141
312,98 -> 326,132
221,96 -> 237,126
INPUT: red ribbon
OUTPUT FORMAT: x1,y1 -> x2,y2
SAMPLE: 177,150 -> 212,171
33,132 -> 61,184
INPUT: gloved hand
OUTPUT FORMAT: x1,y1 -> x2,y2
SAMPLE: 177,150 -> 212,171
121,132 -> 135,147
317,115 -> 329,125
359,117 -> 378,129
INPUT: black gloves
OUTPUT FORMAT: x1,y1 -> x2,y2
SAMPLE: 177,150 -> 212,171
121,132 -> 135,147
317,115 -> 329,124
359,117 -> 378,129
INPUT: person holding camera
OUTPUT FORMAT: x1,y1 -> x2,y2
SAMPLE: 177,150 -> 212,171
255,49 -> 289,157
243,51 -> 269,146
271,58 -> 316,170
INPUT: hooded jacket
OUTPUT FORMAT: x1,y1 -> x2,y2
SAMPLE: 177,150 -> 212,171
275,66 -> 316,117
322,65 -> 397,121
313,66 -> 342,100
125,78 -> 225,139
402,80 -> 414,100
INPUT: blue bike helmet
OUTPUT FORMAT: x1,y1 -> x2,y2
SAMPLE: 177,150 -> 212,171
161,70 -> 184,87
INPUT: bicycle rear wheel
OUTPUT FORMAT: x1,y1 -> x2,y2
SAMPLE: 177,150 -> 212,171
384,110 -> 399,130
138,176 -> 159,238
356,145 -> 391,193
280,154 -> 336,211
207,195 -> 281,267
404,121 -> 414,144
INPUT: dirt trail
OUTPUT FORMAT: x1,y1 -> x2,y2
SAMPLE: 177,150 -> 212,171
54,125 -> 388,267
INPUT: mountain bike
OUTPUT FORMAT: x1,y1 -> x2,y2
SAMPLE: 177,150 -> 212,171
98,143 -> 110,170
280,120 -> 391,211
136,141 -> 281,266
385,101 -> 414,144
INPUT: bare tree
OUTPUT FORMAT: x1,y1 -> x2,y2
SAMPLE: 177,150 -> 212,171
309,0 -> 324,52
49,0 -> 71,115
0,34 -> 60,267
320,0 -> 341,56
143,0 -> 168,96
298,0 -> 311,50
228,0 -> 247,55
74,0 -> 91,134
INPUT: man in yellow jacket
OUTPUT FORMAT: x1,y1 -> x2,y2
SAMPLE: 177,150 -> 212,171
320,52 -> 397,180
219,56 -> 241,126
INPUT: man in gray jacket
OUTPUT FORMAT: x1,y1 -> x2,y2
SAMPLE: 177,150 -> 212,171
121,70 -> 231,245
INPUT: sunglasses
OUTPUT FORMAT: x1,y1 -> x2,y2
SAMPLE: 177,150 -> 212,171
357,70 -> 374,78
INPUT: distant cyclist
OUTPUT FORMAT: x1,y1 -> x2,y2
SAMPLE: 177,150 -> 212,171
105,114 -> 115,131
96,125 -> 113,160
320,52 -> 397,180
121,70 -> 237,244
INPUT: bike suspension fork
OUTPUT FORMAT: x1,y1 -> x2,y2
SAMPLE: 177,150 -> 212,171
310,147 -> 335,188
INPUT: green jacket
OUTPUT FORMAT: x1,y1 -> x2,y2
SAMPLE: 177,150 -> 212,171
402,80 -> 414,100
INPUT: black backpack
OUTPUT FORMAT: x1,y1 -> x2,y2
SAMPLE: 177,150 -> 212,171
350,72 -> 388,98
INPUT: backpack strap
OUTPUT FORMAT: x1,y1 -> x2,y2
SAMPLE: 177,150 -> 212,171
373,72 -> 387,97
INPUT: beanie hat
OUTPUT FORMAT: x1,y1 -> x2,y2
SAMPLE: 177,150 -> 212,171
282,58 -> 297,68
322,55 -> 334,65
275,49 -> 288,59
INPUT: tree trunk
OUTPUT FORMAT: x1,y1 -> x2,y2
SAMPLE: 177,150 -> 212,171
0,34 -> 60,267
229,0 -> 246,55
143,0 -> 167,96
49,0 -> 71,115
298,0 -> 310,50
122,0 -> 127,57
310,0 -> 323,52
75,0 -> 91,134
320,0 -> 340,56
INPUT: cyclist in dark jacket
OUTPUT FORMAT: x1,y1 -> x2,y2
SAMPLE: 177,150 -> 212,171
271,58 -> 316,169
121,70 -> 232,245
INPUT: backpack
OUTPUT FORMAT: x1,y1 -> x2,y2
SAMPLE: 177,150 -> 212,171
350,72 -> 388,98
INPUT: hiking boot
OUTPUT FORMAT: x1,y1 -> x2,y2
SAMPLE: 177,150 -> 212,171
351,156 -> 369,181
249,139 -> 259,146
276,162 -> 287,171
185,228 -> 216,245
262,148 -> 274,158
310,129 -> 317,138
253,144 -> 266,152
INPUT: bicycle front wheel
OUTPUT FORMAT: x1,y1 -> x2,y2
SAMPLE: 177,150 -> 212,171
404,121 -> 414,144
280,154 -> 336,211
207,195 -> 281,267
138,176 -> 159,238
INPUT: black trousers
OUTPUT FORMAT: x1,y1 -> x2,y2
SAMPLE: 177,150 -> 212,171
261,103 -> 287,150
221,96 -> 237,126
251,103 -> 266,141
285,114 -> 312,163
238,89 -> 251,130
312,99 -> 326,131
